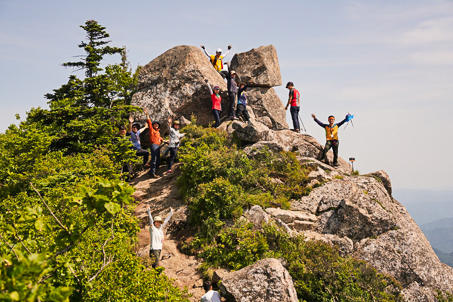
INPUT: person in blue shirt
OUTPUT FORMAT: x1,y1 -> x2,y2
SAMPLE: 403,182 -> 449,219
127,116 -> 150,168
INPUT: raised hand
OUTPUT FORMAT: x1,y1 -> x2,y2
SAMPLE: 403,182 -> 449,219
144,108 -> 148,115
128,116 -> 134,123
167,116 -> 172,125
204,79 -> 208,83
146,205 -> 150,211
200,45 -> 205,49
228,45 -> 232,50
311,114 -> 316,119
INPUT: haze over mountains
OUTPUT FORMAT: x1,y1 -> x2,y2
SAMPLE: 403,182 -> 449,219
394,189 -> 453,266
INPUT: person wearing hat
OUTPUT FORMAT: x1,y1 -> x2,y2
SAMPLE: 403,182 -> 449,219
146,205 -> 174,268
166,116 -> 185,174
224,62 -> 238,120
285,82 -> 301,132
311,113 -> 348,167
127,115 -> 150,168
144,108 -> 168,178
204,79 -> 222,128
200,45 -> 232,74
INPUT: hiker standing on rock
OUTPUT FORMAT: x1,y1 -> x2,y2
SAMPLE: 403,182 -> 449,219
311,114 -> 348,167
236,82 -> 253,125
205,79 -> 222,128
166,117 -> 185,174
200,45 -> 232,76
285,82 -> 301,132
224,62 -> 238,120
146,205 -> 173,269
144,108 -> 168,178
201,281 -> 221,302
127,116 -> 150,168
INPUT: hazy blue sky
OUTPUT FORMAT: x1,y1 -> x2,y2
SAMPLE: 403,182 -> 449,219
1,0 -> 452,191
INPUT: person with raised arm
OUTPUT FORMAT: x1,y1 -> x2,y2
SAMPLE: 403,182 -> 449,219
166,116 -> 185,174
223,62 -> 238,120
200,45 -> 232,75
146,205 -> 173,268
126,116 -> 150,168
205,79 -> 222,128
235,82 -> 254,125
144,108 -> 168,178
311,113 -> 349,167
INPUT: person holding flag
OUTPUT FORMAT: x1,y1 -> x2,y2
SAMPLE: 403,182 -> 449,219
311,113 -> 352,167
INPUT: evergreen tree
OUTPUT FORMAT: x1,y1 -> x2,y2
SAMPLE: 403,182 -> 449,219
28,20 -> 140,154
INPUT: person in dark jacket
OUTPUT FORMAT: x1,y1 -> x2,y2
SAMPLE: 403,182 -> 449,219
224,62 -> 238,120
235,82 -> 253,125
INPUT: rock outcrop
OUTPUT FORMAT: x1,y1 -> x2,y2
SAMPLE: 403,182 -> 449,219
132,44 -> 288,133
219,258 -> 298,302
132,45 -> 228,134
230,45 -> 282,87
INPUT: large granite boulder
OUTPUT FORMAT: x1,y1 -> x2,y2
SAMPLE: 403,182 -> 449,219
290,175 -> 453,299
220,258 -> 298,302
246,87 -> 288,129
230,45 -> 282,87
132,45 -> 228,134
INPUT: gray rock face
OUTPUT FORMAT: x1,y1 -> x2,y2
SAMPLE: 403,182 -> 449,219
289,175 -> 453,299
132,45 -> 288,133
132,45 -> 228,134
365,170 -> 393,196
220,258 -> 298,302
230,45 -> 282,87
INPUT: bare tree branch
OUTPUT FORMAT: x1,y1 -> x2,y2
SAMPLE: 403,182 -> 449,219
30,182 -> 72,236
68,265 -> 83,297
88,220 -> 115,282
12,222 -> 32,255
0,232 -> 19,260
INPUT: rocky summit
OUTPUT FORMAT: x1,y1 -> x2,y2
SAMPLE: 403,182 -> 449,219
133,45 -> 453,301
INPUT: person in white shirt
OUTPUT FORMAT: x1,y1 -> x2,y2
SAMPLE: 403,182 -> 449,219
200,281 -> 221,302
166,117 -> 185,174
146,205 -> 173,268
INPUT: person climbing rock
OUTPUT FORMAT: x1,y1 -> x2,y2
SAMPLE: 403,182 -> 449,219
205,79 -> 222,128
146,205 -> 173,269
311,113 -> 348,167
166,117 -> 185,174
200,281 -> 221,302
200,45 -> 232,75
127,116 -> 150,168
235,82 -> 253,125
224,62 -> 238,120
144,108 -> 168,178
285,82 -> 301,132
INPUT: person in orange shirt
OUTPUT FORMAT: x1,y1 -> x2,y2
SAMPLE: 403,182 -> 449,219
144,108 -> 168,178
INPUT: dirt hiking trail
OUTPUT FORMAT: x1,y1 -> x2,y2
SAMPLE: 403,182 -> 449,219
132,164 -> 205,301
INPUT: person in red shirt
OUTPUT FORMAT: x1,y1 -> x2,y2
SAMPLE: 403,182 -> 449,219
205,79 -> 222,128
144,108 -> 168,178
285,81 -> 301,132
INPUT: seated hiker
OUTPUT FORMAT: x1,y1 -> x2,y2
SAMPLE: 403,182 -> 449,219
285,82 -> 301,132
166,117 -> 185,174
236,82 -> 253,125
144,108 -> 168,178
127,116 -> 150,168
311,113 -> 348,167
201,280 -> 221,302
146,205 -> 173,269
224,62 -> 238,120
205,79 -> 222,128
200,45 -> 232,76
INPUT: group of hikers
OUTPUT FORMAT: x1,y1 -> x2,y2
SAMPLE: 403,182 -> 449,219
117,45 -> 353,301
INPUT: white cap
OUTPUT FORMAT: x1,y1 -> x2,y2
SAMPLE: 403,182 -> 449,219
216,48 -> 222,53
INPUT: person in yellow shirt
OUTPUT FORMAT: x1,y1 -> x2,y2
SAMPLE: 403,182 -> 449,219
311,114 -> 348,167
200,45 -> 232,74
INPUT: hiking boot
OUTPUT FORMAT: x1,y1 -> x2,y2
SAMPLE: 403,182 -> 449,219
333,163 -> 340,167
150,174 -> 160,178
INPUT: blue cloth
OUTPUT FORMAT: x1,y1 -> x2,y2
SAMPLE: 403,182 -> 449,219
127,130 -> 141,150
